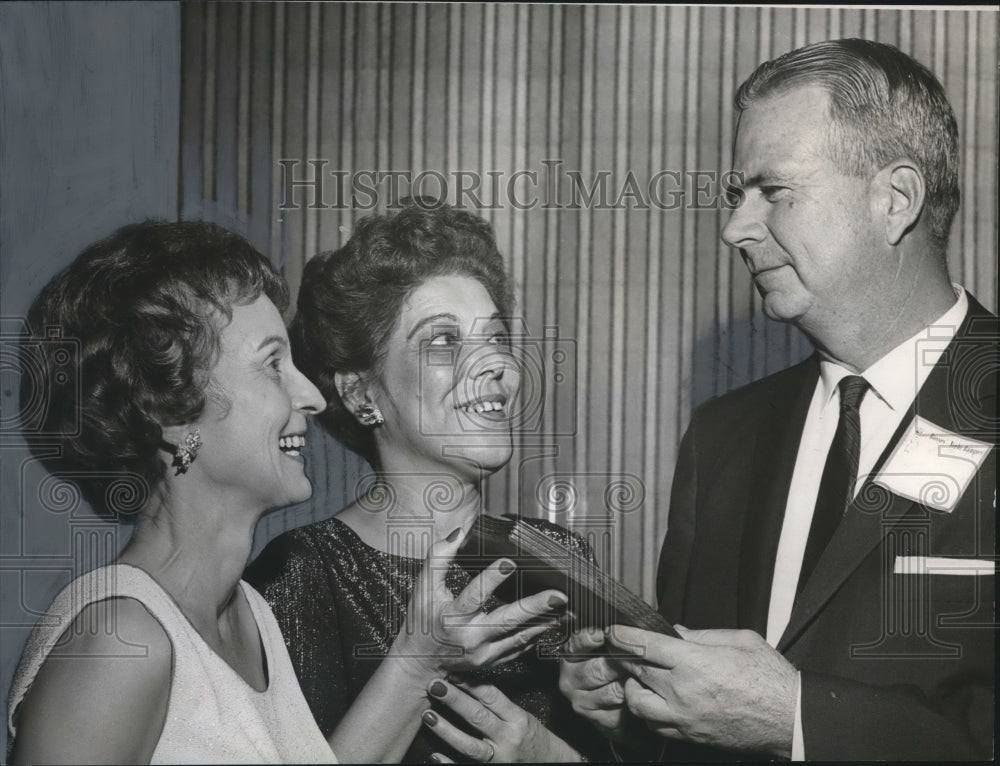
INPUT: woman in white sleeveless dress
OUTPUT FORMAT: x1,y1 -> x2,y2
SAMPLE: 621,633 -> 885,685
7,221 -> 567,764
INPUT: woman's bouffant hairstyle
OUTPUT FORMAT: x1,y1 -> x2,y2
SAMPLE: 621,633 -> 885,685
290,198 -> 514,467
21,220 -> 288,517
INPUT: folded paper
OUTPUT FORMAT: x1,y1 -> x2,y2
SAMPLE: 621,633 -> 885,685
873,415 -> 991,512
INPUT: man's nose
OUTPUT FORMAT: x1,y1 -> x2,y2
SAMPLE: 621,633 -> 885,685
721,195 -> 766,249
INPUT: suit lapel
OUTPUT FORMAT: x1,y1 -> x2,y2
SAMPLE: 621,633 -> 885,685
777,300 -> 996,652
737,358 -> 819,634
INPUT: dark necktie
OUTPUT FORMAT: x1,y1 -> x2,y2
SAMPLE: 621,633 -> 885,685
797,375 -> 870,594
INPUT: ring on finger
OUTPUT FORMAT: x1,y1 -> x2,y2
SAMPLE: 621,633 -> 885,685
484,741 -> 495,762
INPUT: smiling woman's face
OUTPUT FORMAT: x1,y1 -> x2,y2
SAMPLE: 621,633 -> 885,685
188,295 -> 326,511
370,273 -> 520,480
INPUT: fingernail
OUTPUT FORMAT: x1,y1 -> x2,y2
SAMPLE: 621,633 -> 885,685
422,710 -> 439,727
548,593 -> 567,609
499,559 -> 515,575
429,680 -> 448,698
446,527 -> 462,542
430,756 -> 442,764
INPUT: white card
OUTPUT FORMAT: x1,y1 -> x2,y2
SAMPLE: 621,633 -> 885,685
873,416 -> 992,513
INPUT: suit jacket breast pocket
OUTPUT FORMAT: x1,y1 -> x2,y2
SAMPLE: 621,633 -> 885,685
900,573 -> 995,643
891,557 -> 994,625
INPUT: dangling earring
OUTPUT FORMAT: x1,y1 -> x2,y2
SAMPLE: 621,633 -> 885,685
356,403 -> 384,426
173,429 -> 202,474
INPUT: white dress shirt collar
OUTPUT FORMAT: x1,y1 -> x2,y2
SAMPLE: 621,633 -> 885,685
816,285 -> 968,413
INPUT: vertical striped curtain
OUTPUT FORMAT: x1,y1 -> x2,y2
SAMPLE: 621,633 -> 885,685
181,4 -> 998,600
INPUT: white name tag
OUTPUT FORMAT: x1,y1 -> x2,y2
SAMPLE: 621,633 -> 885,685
873,416 -> 991,513
893,556 -> 995,576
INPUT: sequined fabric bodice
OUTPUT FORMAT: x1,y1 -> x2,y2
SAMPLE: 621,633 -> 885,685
245,515 -> 606,763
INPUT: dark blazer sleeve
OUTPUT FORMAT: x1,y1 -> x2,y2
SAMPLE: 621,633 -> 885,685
801,666 -> 994,760
656,415 -> 698,624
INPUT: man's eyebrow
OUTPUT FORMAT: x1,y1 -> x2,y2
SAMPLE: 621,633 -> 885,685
256,335 -> 288,352
407,312 -> 460,341
739,170 -> 793,189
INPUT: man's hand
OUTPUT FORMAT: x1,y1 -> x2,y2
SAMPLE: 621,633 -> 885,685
557,628 -> 630,740
607,624 -> 798,757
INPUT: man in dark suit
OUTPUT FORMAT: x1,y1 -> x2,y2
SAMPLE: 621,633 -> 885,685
559,39 -> 995,760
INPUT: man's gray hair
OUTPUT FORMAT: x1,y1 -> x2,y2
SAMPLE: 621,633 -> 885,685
736,38 -> 959,249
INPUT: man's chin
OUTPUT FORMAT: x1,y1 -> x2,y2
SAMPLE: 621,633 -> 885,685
760,292 -> 809,325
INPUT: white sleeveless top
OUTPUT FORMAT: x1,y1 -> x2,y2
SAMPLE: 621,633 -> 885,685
7,565 -> 337,764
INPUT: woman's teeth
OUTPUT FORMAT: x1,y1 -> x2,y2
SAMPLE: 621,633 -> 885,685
462,401 -> 504,414
279,435 -> 305,455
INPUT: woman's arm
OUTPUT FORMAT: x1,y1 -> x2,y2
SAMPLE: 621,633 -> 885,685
329,528 -> 568,762
9,598 -> 172,765
326,652 -> 430,763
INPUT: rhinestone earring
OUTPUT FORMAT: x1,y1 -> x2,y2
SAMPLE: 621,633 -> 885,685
357,403 -> 385,426
173,428 -> 202,474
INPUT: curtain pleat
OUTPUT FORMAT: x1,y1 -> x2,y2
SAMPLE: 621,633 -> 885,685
181,4 -> 998,599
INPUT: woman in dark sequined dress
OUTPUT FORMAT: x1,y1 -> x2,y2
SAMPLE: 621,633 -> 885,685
246,200 -> 605,763
11,221 -> 548,765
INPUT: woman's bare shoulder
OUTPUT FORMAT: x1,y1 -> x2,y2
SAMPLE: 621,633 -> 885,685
9,597 -> 172,765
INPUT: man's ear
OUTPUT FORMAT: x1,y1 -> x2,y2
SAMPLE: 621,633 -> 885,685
335,370 -> 372,421
876,162 -> 926,246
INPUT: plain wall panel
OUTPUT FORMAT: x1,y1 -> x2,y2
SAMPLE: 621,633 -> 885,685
0,3 -> 180,754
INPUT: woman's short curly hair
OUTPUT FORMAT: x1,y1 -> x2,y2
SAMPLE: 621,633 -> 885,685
21,220 -> 288,517
289,199 -> 514,466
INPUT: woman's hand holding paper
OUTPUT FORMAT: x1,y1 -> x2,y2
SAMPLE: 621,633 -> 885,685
389,527 -> 568,679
